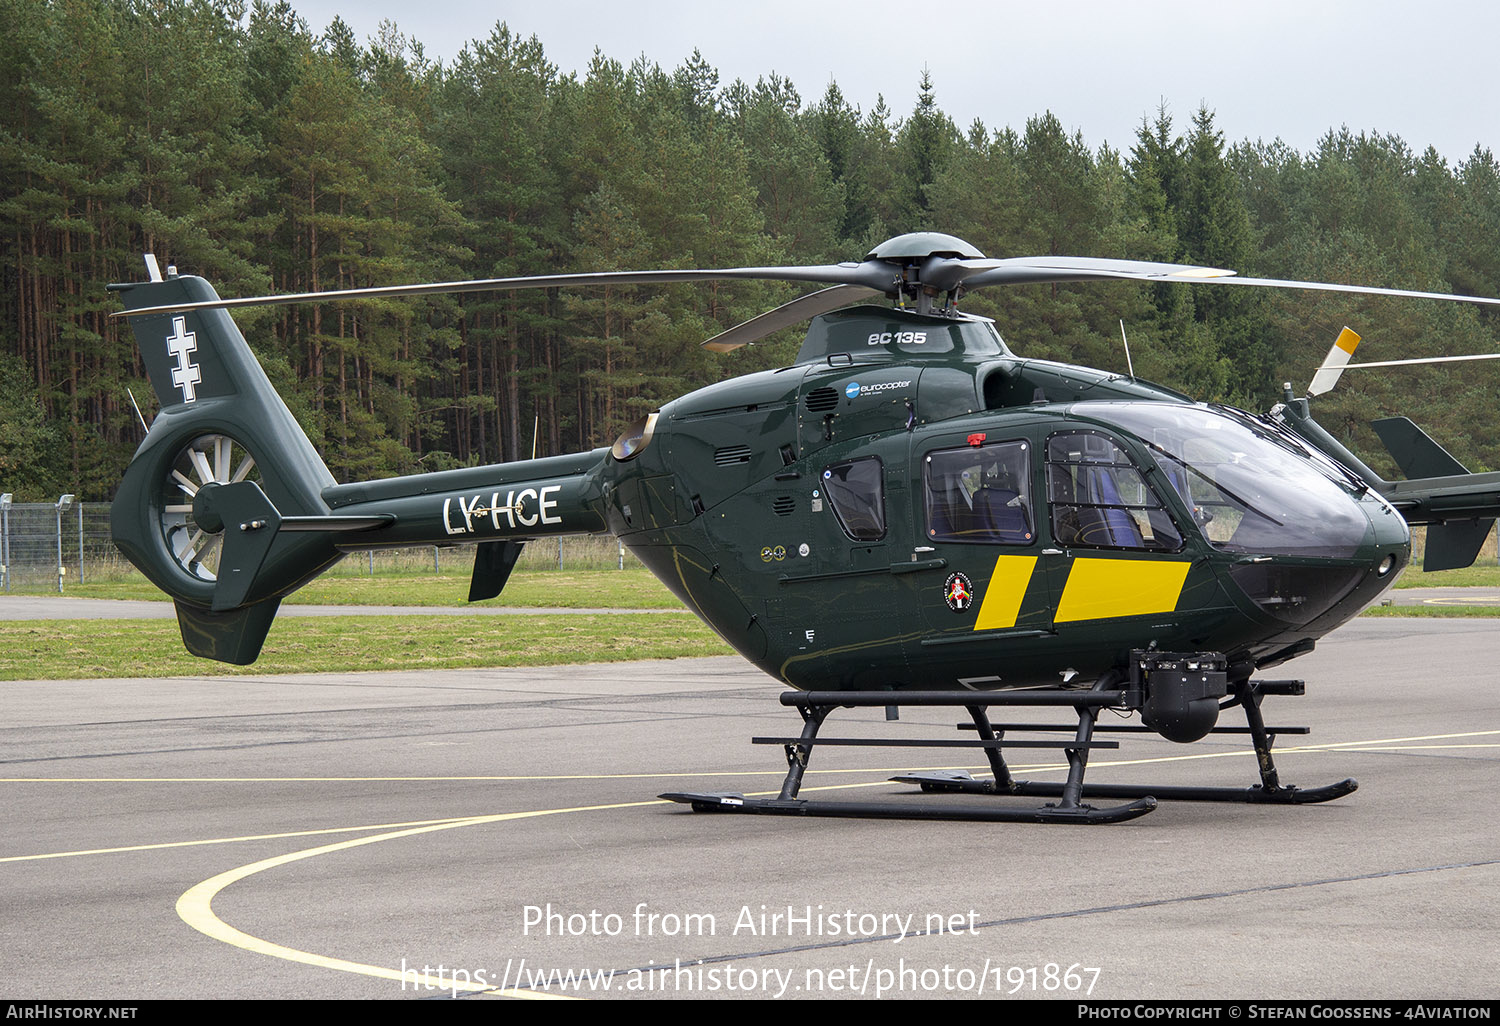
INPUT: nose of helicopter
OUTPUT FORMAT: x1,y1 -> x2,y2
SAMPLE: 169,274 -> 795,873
1099,400 -> 1413,633
1354,494 -> 1413,604
1221,491 -> 1410,632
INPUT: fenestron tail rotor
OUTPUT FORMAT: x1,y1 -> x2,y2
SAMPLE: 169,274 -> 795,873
159,434 -> 259,583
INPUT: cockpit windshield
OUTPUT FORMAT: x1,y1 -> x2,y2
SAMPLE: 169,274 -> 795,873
1103,404 -> 1369,558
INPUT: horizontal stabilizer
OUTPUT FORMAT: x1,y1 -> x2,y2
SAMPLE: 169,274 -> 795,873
1423,519 -> 1495,572
279,514 -> 395,532
194,481 -> 391,611
174,599 -> 282,665
1371,417 -> 1470,479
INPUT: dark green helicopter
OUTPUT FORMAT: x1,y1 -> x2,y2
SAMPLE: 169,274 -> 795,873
108,233 -> 1500,823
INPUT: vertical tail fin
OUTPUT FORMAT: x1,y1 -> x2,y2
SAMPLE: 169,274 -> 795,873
1371,417 -> 1494,572
110,264 -> 342,663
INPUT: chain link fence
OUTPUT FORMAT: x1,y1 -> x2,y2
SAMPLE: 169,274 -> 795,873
0,501 -> 120,592
0,498 -> 640,594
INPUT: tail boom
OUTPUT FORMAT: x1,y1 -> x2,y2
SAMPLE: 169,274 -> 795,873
111,267 -> 609,664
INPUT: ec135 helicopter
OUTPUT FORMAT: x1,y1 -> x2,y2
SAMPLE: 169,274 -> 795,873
107,233 -> 1500,824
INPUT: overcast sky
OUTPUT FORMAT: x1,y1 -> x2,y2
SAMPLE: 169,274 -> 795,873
281,0 -> 1497,165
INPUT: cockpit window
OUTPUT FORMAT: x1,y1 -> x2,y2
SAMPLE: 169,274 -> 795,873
924,440 -> 1034,545
1046,431 -> 1183,551
822,457 -> 886,541
1103,404 -> 1368,558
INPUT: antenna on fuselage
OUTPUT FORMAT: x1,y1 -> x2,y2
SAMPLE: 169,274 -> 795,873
1119,320 -> 1136,382
126,388 -> 150,434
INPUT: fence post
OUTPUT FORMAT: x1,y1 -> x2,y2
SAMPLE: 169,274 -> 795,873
77,503 -> 85,586
55,494 -> 74,593
0,494 -> 10,592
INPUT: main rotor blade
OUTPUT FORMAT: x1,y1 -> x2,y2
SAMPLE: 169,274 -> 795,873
963,256 -> 1500,311
961,256 -> 1237,289
112,263 -> 899,318
702,285 -> 884,352
1209,274 -> 1500,309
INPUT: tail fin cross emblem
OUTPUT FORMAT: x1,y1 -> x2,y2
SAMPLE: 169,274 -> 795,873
166,316 -> 201,402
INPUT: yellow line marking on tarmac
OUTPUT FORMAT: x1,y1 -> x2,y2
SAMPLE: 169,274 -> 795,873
1337,744 -> 1500,751
0,816 -> 497,864
176,803 -> 658,1000
1026,728 -> 1500,774
0,766 -> 983,783
1282,729 -> 1500,750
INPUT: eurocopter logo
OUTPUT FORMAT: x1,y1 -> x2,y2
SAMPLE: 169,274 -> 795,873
166,316 -> 201,403
845,379 -> 912,400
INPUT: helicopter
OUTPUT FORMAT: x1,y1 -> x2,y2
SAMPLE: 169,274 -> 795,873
107,232 -> 1500,824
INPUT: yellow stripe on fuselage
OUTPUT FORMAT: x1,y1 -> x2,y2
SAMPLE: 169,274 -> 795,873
1055,558 -> 1190,623
973,554 -> 1037,630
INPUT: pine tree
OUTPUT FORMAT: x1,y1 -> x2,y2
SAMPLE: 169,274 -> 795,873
895,68 -> 957,227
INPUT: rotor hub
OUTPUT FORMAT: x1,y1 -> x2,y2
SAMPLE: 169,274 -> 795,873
865,232 -> 985,262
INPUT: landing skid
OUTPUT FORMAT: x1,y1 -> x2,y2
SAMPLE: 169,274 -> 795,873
659,790 -> 1157,824
890,770 -> 1357,805
660,665 -> 1357,824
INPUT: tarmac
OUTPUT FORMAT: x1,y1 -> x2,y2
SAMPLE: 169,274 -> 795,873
0,603 -> 1496,1000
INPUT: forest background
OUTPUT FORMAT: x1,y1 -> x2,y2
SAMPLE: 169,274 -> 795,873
3,0 -> 1499,501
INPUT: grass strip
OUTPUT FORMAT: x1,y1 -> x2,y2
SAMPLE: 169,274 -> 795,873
0,613 -> 731,681
1360,604 -> 1500,618
1393,565 -> 1500,588
54,568 -> 683,608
